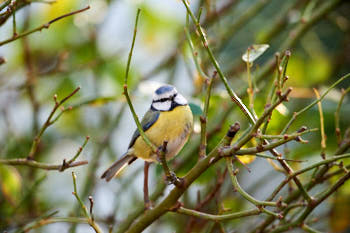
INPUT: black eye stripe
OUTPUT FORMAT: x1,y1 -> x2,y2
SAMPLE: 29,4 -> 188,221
153,93 -> 177,103
153,98 -> 170,103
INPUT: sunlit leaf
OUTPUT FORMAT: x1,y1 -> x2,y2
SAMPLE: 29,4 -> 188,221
275,103 -> 289,116
232,138 -> 256,165
242,44 -> 270,63
0,165 -> 22,206
287,53 -> 331,87
44,0 -> 78,20
189,102 -> 203,116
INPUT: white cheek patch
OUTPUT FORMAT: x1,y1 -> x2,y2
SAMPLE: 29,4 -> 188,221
174,94 -> 188,105
152,101 -> 171,111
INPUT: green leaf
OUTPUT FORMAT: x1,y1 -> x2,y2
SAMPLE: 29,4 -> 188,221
189,103 -> 203,116
242,44 -> 270,63
0,165 -> 22,206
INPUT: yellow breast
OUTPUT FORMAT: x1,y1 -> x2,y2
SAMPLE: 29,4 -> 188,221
130,105 -> 193,162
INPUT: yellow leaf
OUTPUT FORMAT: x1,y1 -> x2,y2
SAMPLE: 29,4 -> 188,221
233,138 -> 256,165
44,0 -> 78,21
0,165 -> 22,206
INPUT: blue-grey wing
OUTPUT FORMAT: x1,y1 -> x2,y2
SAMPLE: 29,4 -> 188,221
128,109 -> 160,149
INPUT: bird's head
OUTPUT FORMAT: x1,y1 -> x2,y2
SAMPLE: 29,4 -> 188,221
151,85 -> 188,111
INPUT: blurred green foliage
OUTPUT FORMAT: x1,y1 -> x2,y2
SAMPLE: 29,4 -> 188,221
0,0 -> 349,232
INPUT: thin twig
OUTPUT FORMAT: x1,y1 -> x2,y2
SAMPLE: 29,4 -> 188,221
269,171 -> 350,233
182,0 -> 256,123
66,136 -> 90,165
254,153 -> 305,163
157,141 -> 183,187
0,158 -> 87,170
10,1 -> 17,37
226,157 -> 282,208
0,6 -> 90,47
313,88 -> 327,159
71,172 -> 102,233
266,153 -> 350,202
335,87 -> 350,145
27,87 -> 80,160
183,4 -> 307,199
301,224 -> 323,233
281,73 -> 350,134
122,9 -> 157,153
184,19 -> 209,80
176,206 -> 261,221
144,161 -> 152,209
199,71 -> 216,158
233,129 -> 317,156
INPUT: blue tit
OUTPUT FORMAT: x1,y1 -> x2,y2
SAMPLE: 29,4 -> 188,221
101,85 -> 193,181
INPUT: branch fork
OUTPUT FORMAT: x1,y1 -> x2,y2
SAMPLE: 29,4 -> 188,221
157,141 -> 184,187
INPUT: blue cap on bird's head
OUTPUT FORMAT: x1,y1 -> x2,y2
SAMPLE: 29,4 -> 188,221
151,85 -> 187,111
155,85 -> 176,95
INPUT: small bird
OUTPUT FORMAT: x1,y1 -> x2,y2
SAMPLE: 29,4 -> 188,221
101,85 -> 193,181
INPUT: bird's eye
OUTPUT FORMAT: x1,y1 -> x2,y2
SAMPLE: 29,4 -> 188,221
171,93 -> 177,101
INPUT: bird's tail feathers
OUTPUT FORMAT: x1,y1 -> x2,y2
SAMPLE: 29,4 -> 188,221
101,153 -> 137,181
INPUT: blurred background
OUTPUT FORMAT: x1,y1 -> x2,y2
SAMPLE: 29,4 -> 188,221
0,0 -> 350,232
